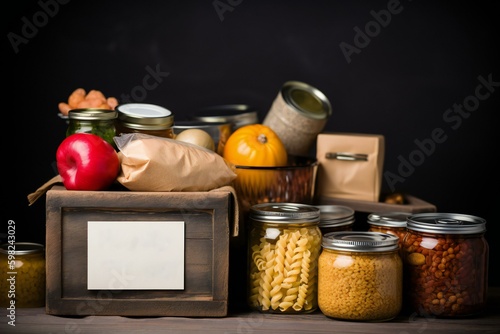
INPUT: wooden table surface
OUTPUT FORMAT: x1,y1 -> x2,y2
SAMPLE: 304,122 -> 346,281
2,287 -> 499,334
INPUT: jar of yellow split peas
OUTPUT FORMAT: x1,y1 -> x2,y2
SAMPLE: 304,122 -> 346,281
0,242 -> 46,308
247,203 -> 322,314
318,231 -> 402,321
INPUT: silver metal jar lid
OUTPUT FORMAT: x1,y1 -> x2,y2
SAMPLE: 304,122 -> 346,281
116,103 -> 174,130
191,104 -> 258,129
0,242 -> 44,255
281,81 -> 332,120
68,108 -> 118,121
367,211 -> 411,228
315,205 -> 355,227
250,203 -> 320,225
407,213 -> 486,234
322,231 -> 399,252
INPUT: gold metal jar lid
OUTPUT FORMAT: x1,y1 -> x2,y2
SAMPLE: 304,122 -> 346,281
116,103 -> 174,130
281,81 -> 332,120
68,108 -> 118,121
0,242 -> 44,255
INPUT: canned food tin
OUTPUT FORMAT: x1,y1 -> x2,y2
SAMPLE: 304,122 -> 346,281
115,103 -> 174,138
367,211 -> 411,248
67,108 -> 117,147
247,203 -> 322,313
173,120 -> 232,156
0,242 -> 46,308
191,104 -> 258,130
401,213 -> 488,318
263,81 -> 332,156
318,231 -> 402,321
315,205 -> 355,234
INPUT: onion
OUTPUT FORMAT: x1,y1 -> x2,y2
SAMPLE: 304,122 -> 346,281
175,129 -> 215,151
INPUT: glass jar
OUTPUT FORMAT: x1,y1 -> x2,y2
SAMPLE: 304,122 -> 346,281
67,108 -> 117,147
247,203 -> 322,314
367,211 -> 411,249
315,205 -> 355,234
401,213 -> 488,318
115,103 -> 174,138
0,242 -> 46,308
318,231 -> 402,321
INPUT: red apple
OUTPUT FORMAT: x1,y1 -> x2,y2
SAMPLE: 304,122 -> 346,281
56,133 -> 120,191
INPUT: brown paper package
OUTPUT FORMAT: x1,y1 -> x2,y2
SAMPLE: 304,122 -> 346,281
316,133 -> 385,202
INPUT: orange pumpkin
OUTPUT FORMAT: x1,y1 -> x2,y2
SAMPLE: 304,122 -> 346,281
223,124 -> 288,209
223,124 -> 287,167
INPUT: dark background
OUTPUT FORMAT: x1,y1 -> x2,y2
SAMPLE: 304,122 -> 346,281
4,0 -> 499,286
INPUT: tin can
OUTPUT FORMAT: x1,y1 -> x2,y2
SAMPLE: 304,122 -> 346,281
0,242 -> 46,308
315,205 -> 355,234
173,120 -> 232,156
67,108 -> 117,147
318,231 -> 402,321
263,81 -> 332,156
115,103 -> 174,138
247,203 -> 322,313
191,104 -> 258,130
401,213 -> 488,318
367,211 -> 411,249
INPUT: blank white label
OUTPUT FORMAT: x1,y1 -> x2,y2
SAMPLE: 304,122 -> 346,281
87,221 -> 185,290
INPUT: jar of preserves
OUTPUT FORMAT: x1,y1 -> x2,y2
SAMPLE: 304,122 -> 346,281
315,205 -> 355,234
318,231 -> 402,321
115,103 -> 174,138
0,242 -> 46,308
67,108 -> 117,147
367,211 -> 410,248
402,213 -> 488,318
247,203 -> 322,313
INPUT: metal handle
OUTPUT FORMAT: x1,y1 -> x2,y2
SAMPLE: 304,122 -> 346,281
325,152 -> 368,161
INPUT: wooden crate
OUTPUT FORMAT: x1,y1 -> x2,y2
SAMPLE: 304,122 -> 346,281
45,185 -> 234,317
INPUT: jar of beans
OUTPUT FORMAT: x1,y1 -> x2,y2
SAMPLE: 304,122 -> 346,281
318,231 -> 402,321
247,203 -> 322,314
367,211 -> 410,249
402,213 -> 488,318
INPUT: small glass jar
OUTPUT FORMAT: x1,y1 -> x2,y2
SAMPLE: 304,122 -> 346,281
247,203 -> 322,314
401,213 -> 488,318
315,205 -> 355,234
318,231 -> 402,322
67,108 -> 117,147
0,242 -> 46,308
367,211 -> 410,249
115,103 -> 174,138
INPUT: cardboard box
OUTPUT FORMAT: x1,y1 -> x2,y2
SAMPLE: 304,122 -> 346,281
45,185 -> 236,317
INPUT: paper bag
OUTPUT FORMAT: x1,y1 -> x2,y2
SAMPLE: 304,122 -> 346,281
316,133 -> 385,202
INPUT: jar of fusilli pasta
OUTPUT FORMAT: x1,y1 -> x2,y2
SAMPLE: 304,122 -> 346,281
247,203 -> 322,314
318,231 -> 402,321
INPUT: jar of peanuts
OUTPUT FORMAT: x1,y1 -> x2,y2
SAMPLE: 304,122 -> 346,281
367,211 -> 411,249
318,231 -> 402,321
0,242 -> 46,308
402,213 -> 488,318
247,203 -> 322,314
